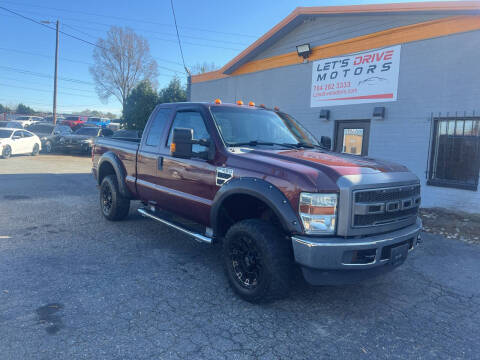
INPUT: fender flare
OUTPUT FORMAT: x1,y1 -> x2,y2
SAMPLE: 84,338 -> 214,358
97,151 -> 133,199
210,177 -> 303,237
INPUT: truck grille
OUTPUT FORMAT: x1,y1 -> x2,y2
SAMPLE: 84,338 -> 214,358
352,184 -> 420,228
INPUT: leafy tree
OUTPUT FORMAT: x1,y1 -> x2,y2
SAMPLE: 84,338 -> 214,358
0,104 -> 10,113
90,26 -> 158,113
158,77 -> 187,104
16,103 -> 36,115
123,80 -> 159,130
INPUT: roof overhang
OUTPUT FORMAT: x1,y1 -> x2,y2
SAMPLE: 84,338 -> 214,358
192,1 -> 480,82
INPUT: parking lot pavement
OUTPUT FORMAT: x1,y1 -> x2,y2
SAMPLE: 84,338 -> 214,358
0,155 -> 479,359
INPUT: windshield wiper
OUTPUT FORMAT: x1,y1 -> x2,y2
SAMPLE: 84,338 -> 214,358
227,141 -> 299,149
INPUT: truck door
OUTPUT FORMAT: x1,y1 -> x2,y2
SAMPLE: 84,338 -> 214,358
135,108 -> 173,202
156,108 -> 217,225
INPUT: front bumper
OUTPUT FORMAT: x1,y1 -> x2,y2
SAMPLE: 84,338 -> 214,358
292,217 -> 422,285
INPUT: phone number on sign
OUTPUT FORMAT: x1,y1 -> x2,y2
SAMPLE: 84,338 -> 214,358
313,82 -> 351,91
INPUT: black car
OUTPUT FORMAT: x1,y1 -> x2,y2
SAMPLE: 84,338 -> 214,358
26,123 -> 73,153
57,126 -> 114,153
112,129 -> 142,140
0,121 -> 24,129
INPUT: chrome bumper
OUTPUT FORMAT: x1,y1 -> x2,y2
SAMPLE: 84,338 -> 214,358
291,217 -> 422,270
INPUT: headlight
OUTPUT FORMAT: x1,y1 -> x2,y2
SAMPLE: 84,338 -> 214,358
82,139 -> 93,143
299,193 -> 337,234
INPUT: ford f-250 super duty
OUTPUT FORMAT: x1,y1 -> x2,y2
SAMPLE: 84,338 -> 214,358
92,101 -> 422,302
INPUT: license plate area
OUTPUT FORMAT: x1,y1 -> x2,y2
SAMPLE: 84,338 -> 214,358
389,243 -> 409,266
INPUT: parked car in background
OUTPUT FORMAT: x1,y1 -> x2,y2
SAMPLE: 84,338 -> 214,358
57,125 -> 114,154
61,115 -> 87,130
42,116 -> 65,123
26,123 -> 73,153
112,129 -> 141,140
14,115 -> 43,127
0,128 -> 41,158
0,121 -> 24,129
107,119 -> 122,131
87,117 -> 111,127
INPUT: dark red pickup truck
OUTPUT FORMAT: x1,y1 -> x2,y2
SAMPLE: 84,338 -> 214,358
92,101 -> 422,302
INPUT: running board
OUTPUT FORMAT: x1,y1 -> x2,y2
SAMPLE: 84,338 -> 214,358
137,208 -> 212,244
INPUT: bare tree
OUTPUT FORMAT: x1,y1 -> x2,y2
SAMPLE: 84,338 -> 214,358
191,61 -> 218,75
90,26 -> 158,112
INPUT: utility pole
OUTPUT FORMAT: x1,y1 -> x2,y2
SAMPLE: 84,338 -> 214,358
53,20 -> 59,125
41,19 -> 59,125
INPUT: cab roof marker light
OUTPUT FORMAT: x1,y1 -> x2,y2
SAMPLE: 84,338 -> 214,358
236,100 -> 244,105
259,104 -> 266,108
248,101 -> 255,107
214,99 -> 222,104
274,106 -> 280,111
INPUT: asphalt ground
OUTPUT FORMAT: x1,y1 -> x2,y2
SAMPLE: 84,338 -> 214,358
0,154 -> 479,359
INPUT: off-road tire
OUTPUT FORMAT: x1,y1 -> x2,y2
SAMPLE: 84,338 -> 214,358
223,219 -> 293,303
1,145 -> 11,159
99,175 -> 130,221
32,143 -> 40,156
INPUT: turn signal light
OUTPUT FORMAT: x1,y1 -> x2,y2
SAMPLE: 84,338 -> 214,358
248,101 -> 255,106
214,98 -> 222,104
236,100 -> 244,105
170,143 -> 176,153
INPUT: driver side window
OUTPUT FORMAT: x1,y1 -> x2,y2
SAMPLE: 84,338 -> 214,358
167,111 -> 210,153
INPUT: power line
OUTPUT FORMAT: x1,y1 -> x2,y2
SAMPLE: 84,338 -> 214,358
170,0 -> 188,74
0,65 -> 94,85
0,82 -> 98,99
0,5 -> 105,50
0,0 -> 258,38
0,9 -> 244,52
0,75 -> 93,93
0,46 -> 93,66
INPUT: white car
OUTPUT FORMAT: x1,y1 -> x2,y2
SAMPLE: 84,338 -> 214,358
14,116 -> 44,127
0,128 -> 42,159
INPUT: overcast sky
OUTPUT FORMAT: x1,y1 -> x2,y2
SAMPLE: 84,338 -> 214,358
0,0 -> 454,116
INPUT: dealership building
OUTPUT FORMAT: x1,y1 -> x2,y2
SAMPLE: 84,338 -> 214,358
190,1 -> 480,213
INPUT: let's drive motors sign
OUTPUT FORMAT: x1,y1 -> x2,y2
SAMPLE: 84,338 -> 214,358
310,45 -> 401,107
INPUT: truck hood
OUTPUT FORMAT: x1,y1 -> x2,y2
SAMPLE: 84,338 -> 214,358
245,148 -> 408,179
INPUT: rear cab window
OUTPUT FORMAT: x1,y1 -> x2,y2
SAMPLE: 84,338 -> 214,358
144,108 -> 172,148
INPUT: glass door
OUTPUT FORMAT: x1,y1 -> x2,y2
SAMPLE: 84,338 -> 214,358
335,120 -> 371,156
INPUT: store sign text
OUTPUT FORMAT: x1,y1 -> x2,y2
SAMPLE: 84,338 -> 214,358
310,45 -> 401,107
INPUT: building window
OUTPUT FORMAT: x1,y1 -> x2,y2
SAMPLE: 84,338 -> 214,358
428,117 -> 480,191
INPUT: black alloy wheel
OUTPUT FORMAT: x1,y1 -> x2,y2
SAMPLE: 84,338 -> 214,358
32,143 -> 40,156
1,145 -> 11,159
101,182 -> 113,216
99,175 -> 130,221
44,141 -> 52,153
222,219 -> 293,302
229,234 -> 263,289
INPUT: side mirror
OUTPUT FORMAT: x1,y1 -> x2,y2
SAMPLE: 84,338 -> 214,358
171,128 -> 215,160
171,128 -> 194,159
320,136 -> 332,150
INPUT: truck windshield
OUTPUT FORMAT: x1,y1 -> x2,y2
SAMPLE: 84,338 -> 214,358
210,107 -> 320,148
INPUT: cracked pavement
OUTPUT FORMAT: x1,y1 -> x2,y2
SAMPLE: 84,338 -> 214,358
0,155 -> 479,359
